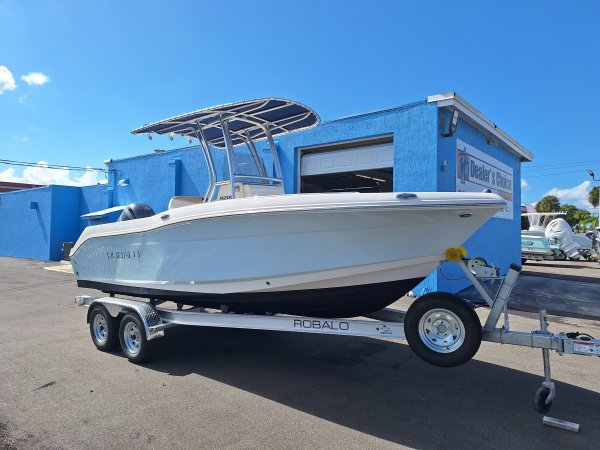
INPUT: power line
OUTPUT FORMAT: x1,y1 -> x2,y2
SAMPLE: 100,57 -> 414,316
524,170 -> 600,179
0,159 -> 108,173
522,158 -> 600,169
523,161 -> 600,172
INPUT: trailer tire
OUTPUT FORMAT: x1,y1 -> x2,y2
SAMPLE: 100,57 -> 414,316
534,387 -> 552,414
89,305 -> 119,351
119,313 -> 155,364
405,292 -> 482,367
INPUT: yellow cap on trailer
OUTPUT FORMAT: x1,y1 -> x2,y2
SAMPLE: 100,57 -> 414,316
444,247 -> 467,262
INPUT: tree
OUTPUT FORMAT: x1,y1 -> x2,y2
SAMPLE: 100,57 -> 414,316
561,203 -> 578,226
574,209 -> 591,222
536,195 -> 560,212
572,209 -> 591,232
589,186 -> 599,208
580,216 -> 598,230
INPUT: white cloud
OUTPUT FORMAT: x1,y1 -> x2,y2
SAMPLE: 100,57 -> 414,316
545,181 -> 592,209
521,178 -> 530,191
18,94 -> 27,103
0,66 -> 17,94
74,168 -> 104,186
0,161 -> 103,186
21,72 -> 50,86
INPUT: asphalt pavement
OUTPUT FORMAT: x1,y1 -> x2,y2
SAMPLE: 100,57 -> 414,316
1,256 -> 599,449
522,259 -> 600,282
462,259 -> 600,319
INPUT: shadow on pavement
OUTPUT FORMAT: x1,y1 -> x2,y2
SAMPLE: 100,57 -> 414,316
144,326 -> 600,449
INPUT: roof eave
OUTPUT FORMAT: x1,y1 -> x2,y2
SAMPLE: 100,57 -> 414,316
427,92 -> 534,162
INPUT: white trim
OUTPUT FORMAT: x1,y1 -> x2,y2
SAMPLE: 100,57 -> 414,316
427,92 -> 534,162
80,205 -> 127,219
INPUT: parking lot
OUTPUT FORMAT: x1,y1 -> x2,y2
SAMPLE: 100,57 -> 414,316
1,256 -> 599,449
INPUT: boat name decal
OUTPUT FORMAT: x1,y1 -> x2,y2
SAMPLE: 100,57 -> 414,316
293,319 -> 350,331
107,250 -> 141,260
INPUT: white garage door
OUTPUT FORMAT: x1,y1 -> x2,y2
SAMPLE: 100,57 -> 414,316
300,142 -> 394,176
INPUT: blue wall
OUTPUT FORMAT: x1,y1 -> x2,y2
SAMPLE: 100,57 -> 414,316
0,187 -> 53,260
0,185 -> 83,261
49,186 -> 81,260
80,184 -> 111,229
107,146 -> 226,213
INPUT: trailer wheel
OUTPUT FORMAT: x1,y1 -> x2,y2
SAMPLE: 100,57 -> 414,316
119,313 -> 155,363
405,292 -> 482,367
89,305 -> 119,351
534,387 -> 552,414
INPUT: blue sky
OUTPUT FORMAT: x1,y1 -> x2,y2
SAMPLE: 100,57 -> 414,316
1,0 -> 599,209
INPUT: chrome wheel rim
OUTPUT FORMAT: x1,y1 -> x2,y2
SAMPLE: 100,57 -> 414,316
92,314 -> 108,344
418,308 -> 465,353
123,321 -> 142,355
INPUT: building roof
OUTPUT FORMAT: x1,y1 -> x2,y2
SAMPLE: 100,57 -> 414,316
427,92 -> 534,162
0,181 -> 42,193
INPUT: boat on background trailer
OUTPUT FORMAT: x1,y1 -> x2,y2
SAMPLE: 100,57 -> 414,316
71,98 -> 505,318
521,207 -> 594,262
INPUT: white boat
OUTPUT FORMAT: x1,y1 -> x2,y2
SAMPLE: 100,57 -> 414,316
71,99 -> 505,317
521,206 -> 594,261
520,209 -> 567,262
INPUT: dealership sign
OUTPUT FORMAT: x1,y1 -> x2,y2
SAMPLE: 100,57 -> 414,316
456,139 -> 514,220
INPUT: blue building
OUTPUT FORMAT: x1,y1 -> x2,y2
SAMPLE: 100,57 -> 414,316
0,93 -> 533,294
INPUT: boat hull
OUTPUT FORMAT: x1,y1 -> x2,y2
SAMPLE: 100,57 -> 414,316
78,277 -> 424,318
71,192 -> 505,317
521,233 -> 563,261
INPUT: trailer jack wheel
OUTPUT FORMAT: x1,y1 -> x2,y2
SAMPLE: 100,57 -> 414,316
119,313 -> 156,364
405,292 -> 482,367
534,386 -> 553,414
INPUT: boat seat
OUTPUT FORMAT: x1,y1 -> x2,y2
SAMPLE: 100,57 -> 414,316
169,196 -> 204,209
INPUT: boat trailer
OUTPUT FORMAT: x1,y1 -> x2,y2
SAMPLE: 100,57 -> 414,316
76,254 -> 599,416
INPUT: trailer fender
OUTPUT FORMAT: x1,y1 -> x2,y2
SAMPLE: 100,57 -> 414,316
85,298 -> 165,341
